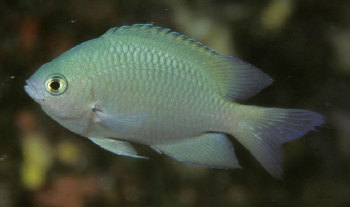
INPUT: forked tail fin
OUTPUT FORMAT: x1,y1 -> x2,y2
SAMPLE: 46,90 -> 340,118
231,106 -> 324,178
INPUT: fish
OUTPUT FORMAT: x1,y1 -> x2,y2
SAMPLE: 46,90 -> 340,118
24,24 -> 323,178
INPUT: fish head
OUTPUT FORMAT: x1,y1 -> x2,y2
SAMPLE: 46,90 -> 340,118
24,57 -> 90,120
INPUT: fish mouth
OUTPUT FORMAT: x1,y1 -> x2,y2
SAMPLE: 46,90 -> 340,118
24,80 -> 41,101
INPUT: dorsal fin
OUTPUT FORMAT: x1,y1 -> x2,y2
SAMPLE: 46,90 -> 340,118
102,24 -> 273,101
210,56 -> 273,101
102,24 -> 221,55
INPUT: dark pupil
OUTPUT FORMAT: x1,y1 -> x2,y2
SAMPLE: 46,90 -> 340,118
50,80 -> 60,91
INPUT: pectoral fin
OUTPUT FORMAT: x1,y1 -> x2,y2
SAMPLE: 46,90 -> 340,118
88,137 -> 147,159
93,106 -> 148,135
151,133 -> 240,169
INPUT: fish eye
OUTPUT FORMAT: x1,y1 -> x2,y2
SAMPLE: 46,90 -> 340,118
44,74 -> 68,95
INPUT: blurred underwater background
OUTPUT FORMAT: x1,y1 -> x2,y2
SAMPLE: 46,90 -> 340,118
1,0 -> 350,206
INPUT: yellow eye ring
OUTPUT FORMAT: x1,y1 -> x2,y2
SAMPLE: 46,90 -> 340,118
44,74 -> 68,95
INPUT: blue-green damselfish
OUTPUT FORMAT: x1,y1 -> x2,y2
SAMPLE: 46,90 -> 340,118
24,24 -> 323,178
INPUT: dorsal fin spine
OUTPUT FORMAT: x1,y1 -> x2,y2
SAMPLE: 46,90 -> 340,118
106,24 -> 222,57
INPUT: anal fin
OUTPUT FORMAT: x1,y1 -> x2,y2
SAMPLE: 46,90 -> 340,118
88,137 -> 147,159
151,133 -> 240,169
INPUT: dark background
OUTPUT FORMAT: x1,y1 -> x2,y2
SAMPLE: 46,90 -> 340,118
1,0 -> 350,206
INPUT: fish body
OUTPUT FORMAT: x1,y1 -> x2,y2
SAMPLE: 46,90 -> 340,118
25,24 -> 323,178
